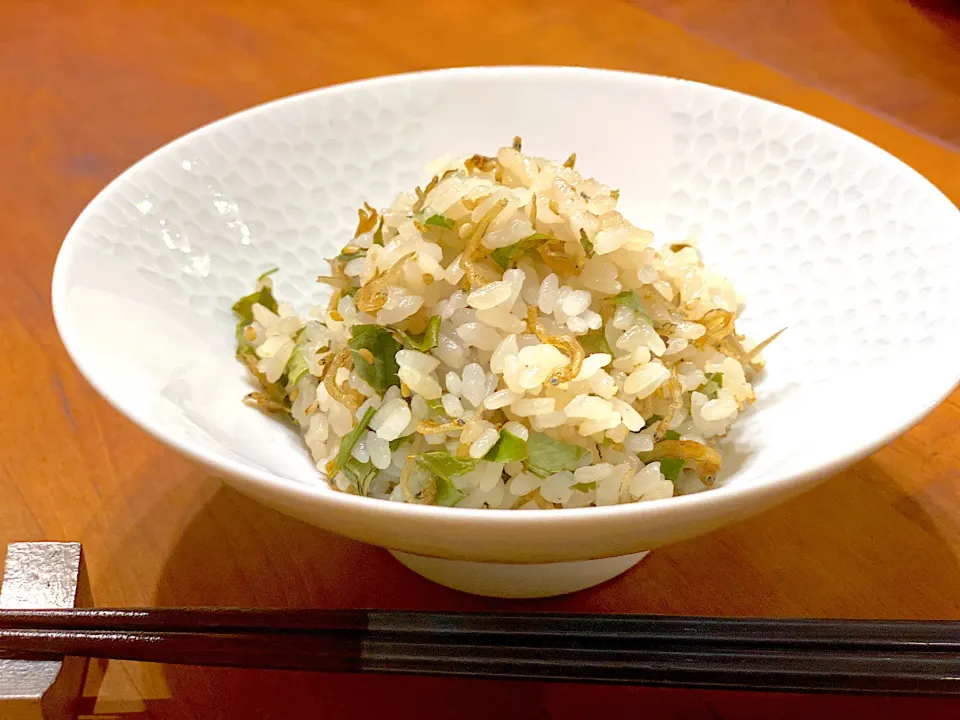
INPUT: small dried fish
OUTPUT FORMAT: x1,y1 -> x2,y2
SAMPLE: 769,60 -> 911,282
464,154 -> 497,173
354,251 -> 416,313
243,391 -> 290,415
322,349 -> 364,413
400,438 -> 431,503
536,237 -> 585,276
653,373 -> 683,441
354,202 -> 379,238
694,309 -> 736,350
638,440 -> 722,486
238,351 -> 289,406
416,417 -> 467,434
461,198 -> 509,290
412,175 -> 440,214
526,306 -> 585,385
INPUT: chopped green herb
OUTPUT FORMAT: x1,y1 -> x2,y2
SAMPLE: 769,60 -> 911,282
526,432 -> 587,478
348,325 -> 401,393
579,229 -> 594,256
610,290 -> 654,325
424,398 -> 449,422
484,430 -> 528,463
645,414 -> 662,427
611,290 -> 642,311
413,451 -> 476,507
660,457 -> 686,483
337,249 -> 367,263
491,232 -> 552,270
285,337 -> 312,388
396,315 -> 442,352
341,457 -> 379,496
329,405 -> 377,478
232,269 -> 279,347
706,372 -> 723,388
414,451 -> 476,479
571,481 -> 596,492
433,477 -> 465,507
664,429 -> 681,441
423,213 -> 456,229
388,436 -> 410,452
372,218 -> 384,245
579,328 -> 612,355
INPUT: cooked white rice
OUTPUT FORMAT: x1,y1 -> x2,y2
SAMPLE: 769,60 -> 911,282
232,139 -> 777,510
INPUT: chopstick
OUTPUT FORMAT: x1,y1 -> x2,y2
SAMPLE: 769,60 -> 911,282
2,608 -> 960,695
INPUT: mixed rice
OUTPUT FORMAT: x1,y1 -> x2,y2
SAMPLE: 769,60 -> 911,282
232,138 -> 780,509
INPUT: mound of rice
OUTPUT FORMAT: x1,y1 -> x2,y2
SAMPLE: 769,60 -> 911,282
232,138 -> 779,510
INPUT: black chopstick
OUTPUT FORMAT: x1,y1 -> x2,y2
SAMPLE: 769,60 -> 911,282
2,608 -> 960,695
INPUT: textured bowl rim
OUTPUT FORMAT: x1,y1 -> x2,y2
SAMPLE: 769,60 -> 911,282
52,65 -> 960,531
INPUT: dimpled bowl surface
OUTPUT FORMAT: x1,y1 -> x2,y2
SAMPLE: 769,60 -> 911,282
52,68 -> 960,581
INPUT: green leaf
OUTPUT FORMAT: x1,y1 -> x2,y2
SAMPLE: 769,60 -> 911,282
644,414 -> 662,427
579,229 -> 594,256
396,315 -> 441,352
611,290 -> 642,311
660,457 -> 686,483
348,325 -> 402,393
337,249 -> 366,263
433,476 -> 465,507
285,342 -> 311,387
579,328 -> 612,356
389,437 -> 410,452
232,271 -> 279,346
414,451 -> 477,480
611,291 -> 653,325
571,481 -> 596,492
330,405 -> 377,478
706,372 -> 723,388
491,232 -> 552,270
413,451 -> 476,507
484,430 -> 528,463
341,457 -> 379,496
664,429 -> 681,441
373,218 -> 384,246
423,213 -> 455,229
526,432 -> 587,478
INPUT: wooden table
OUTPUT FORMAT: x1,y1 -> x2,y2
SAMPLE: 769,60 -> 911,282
2,0 -> 959,717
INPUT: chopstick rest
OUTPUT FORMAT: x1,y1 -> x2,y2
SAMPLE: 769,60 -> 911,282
0,542 -> 88,720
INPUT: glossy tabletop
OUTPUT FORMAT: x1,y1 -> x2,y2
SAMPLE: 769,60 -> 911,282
1,0 -> 959,717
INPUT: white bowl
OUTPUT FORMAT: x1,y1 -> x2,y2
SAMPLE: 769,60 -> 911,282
52,67 -> 960,597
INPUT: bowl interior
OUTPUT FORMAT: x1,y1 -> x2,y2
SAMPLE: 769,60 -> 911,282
53,67 -> 960,519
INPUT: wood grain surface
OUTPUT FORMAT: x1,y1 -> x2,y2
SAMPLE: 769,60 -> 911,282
1,0 -> 959,717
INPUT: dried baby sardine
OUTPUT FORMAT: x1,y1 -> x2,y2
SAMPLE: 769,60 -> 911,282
354,202 -> 379,238
461,198 -> 509,290
465,154 -> 497,173
322,348 -> 364,413
639,440 -> 722,486
526,306 -> 585,386
354,252 -> 416,313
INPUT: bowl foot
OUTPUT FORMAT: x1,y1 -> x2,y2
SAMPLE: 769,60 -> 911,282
389,551 -> 649,598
